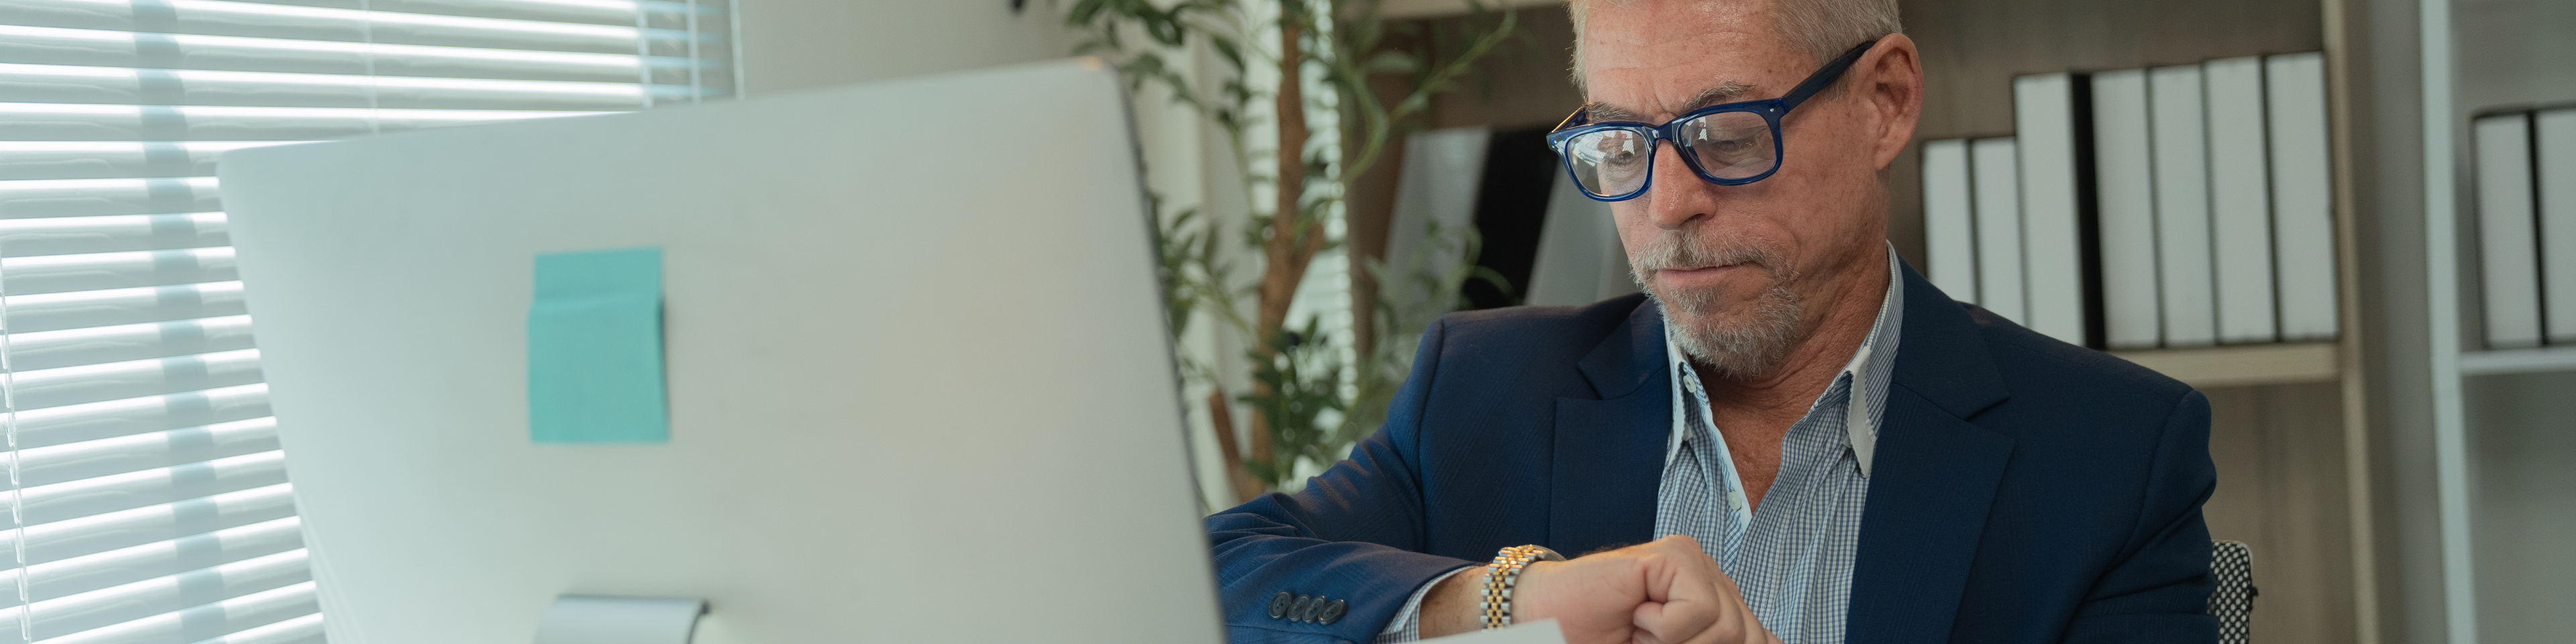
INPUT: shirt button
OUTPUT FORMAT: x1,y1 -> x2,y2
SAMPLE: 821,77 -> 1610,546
1727,490 -> 1747,511
1267,591 -> 1293,619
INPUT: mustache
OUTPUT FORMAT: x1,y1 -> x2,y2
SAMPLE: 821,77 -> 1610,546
1627,229 -> 1788,276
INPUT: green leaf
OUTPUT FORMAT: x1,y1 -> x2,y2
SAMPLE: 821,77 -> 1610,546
1067,0 -> 1110,26
1363,50 -> 1419,74
1210,36 -> 1246,71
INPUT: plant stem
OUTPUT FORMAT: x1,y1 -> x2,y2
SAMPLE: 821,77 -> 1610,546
1205,390 -> 1263,503
1248,0 -> 1317,475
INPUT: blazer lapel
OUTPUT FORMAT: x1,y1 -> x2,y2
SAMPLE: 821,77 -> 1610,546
1845,387 -> 2014,644
1845,262 -> 2017,644
1547,299 -> 1670,555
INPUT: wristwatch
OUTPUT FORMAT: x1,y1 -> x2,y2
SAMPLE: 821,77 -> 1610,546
1478,544 -> 1566,630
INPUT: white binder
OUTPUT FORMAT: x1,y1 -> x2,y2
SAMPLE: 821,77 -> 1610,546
1973,137 -> 2027,323
2265,52 -> 2342,342
2092,69 -> 2163,350
1922,139 -> 1980,304
2149,64 -> 2217,346
2536,109 -> 2576,343
2475,113 -> 2544,348
2015,73 -> 2089,345
2204,56 -> 2279,344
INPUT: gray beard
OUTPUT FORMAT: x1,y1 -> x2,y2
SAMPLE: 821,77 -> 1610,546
1628,230 -> 1805,380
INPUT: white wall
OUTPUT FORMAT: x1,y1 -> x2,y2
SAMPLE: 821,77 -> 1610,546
734,1 -> 1075,95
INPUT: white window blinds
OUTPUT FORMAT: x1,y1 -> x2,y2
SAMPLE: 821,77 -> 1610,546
0,1 -> 734,642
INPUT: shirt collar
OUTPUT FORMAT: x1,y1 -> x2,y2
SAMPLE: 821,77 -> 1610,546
1660,246 -> 1905,476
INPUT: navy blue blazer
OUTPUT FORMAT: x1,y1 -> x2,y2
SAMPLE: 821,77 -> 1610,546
1205,264 -> 2219,644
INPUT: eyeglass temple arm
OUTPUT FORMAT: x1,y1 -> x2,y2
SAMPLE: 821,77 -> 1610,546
1778,38 -> 1882,113
1552,109 -> 1590,132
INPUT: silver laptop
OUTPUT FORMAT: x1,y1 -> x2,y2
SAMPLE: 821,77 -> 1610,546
218,58 -> 1221,643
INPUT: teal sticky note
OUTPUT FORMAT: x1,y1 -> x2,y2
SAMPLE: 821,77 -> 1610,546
528,247 -> 668,443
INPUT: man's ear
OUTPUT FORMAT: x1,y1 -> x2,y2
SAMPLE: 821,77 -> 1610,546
1864,34 -> 1923,171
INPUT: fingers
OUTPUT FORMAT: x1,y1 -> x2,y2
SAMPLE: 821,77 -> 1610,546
1631,535 -> 1724,643
1631,595 -> 1710,644
1630,534 -> 1776,644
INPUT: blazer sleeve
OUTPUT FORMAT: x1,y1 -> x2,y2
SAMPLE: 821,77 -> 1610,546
1204,318 -> 1479,644
2061,390 -> 2222,644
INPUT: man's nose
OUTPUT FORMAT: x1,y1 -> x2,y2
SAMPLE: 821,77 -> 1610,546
1642,143 -> 1715,231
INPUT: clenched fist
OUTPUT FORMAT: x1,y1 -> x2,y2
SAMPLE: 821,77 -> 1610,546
1421,535 -> 1777,644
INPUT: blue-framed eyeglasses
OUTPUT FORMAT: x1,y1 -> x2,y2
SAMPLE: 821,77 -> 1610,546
1546,38 -> 1882,202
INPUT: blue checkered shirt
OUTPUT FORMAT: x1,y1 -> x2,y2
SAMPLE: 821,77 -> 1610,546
1377,252 -> 1902,644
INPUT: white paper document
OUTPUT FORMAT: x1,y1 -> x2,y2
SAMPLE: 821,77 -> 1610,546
1420,621 -> 1570,644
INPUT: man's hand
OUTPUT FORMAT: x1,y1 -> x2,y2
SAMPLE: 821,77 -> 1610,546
1420,535 -> 1776,644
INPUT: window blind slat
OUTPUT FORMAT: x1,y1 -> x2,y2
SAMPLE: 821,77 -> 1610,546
13,384 -> 270,450
5,280 -> 246,333
11,516 -> 302,604
13,482 -> 297,568
0,25 -> 659,84
5,0 -> 682,54
20,418 -> 275,488
0,63 -> 653,111
7,350 -> 262,411
182,611 -> 321,644
278,0 -> 643,26
8,315 -> 256,372
0,213 -> 231,256
0,104 -> 610,145
19,449 -> 287,526
0,145 -> 265,181
43,581 -> 317,644
0,176 -> 219,219
2,247 -> 236,295
29,552 -> 311,641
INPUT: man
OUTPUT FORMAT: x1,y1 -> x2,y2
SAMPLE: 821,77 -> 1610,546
1205,0 -> 2219,643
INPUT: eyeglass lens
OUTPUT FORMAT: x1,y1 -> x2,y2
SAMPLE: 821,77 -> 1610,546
1565,110 -> 1780,198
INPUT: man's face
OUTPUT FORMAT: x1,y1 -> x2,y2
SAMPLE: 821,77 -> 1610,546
1580,0 -> 1911,379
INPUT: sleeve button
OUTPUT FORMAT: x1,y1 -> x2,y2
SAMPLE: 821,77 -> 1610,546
1267,591 -> 1294,619
1319,599 -> 1348,625
1291,594 -> 1318,621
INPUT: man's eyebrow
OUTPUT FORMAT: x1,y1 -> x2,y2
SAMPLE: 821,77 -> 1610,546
1582,81 -> 1758,123
1679,81 -> 1758,111
1582,103 -> 1646,123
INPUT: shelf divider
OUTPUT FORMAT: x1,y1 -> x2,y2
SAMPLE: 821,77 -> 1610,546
2459,344 -> 2576,376
2110,342 -> 2340,388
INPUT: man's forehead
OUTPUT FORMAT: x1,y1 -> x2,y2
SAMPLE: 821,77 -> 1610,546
1576,1 -> 1800,121
1586,81 -> 1757,123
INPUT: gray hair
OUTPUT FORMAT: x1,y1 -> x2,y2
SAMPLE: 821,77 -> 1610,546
1568,0 -> 1902,87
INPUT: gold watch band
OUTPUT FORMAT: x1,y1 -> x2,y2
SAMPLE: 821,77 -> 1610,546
1477,545 -> 1566,630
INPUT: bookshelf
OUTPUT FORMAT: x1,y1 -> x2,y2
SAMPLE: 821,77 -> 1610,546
1903,0 -> 2377,642
2423,0 -> 2576,642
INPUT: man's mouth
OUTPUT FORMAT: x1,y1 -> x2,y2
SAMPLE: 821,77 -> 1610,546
1656,264 -> 1753,279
